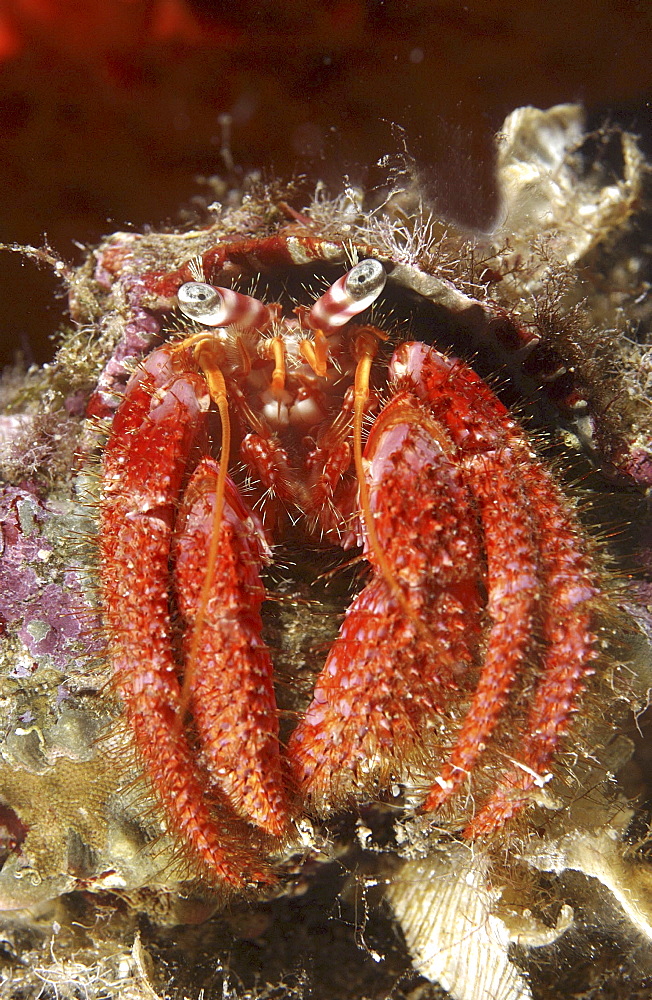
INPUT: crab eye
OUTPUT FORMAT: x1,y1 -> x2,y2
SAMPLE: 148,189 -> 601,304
306,259 -> 387,332
178,281 -> 270,330
178,282 -> 227,324
344,259 -> 386,301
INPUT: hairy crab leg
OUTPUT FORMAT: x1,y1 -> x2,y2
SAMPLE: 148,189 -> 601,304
464,463 -> 598,836
100,346 -> 272,885
395,343 -> 598,830
305,390 -> 357,539
288,390 -> 484,809
173,459 -> 289,837
423,447 -> 542,811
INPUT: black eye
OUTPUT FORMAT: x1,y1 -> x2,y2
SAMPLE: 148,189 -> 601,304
345,260 -> 386,301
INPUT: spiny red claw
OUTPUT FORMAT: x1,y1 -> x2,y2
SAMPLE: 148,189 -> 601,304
100,346 -> 273,886
173,459 -> 289,837
288,391 -> 485,808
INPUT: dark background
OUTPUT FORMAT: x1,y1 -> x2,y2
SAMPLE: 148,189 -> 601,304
0,0 -> 650,370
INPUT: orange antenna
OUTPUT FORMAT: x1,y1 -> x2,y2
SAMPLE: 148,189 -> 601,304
268,336 -> 287,394
299,328 -> 329,377
175,339 -> 232,732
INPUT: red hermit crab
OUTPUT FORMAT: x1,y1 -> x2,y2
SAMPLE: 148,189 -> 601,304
99,231 -> 599,889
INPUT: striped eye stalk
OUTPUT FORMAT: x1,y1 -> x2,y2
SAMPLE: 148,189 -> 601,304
178,281 -> 271,331
307,259 -> 387,331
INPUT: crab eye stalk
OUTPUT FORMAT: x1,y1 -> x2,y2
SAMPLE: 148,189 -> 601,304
178,281 -> 271,330
307,259 -> 386,332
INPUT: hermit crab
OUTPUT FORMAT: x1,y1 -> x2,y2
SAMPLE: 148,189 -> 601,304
2,104 -> 652,1000
99,230 -> 600,888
